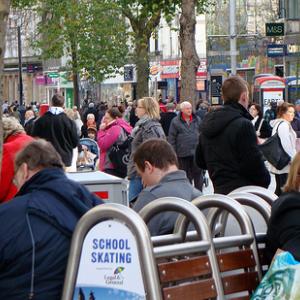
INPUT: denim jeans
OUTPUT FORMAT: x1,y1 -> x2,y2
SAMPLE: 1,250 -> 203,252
128,176 -> 143,203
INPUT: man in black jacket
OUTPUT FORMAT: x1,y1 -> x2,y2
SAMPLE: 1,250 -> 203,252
195,76 -> 270,194
32,94 -> 78,167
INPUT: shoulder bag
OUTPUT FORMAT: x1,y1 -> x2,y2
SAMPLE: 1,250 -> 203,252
259,121 -> 291,170
108,127 -> 132,178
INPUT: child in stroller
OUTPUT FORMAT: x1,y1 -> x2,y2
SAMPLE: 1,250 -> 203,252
77,138 -> 99,171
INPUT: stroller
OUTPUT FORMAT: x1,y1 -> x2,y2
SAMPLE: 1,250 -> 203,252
77,138 -> 100,171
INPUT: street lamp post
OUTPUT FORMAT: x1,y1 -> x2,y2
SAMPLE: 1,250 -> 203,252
229,0 -> 237,76
17,25 -> 23,106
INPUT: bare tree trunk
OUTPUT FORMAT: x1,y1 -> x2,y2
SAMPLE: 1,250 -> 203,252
0,0 -> 10,175
179,0 -> 200,109
134,33 -> 149,99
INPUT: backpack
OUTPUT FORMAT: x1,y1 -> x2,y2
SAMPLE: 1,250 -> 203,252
108,127 -> 132,178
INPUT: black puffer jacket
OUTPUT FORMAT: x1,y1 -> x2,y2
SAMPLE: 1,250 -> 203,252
266,192 -> 300,264
195,102 -> 270,194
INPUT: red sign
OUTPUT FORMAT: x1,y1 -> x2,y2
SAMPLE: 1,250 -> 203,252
160,60 -> 180,79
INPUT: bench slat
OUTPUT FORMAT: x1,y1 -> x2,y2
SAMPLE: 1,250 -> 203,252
222,271 -> 259,294
217,249 -> 256,272
158,255 -> 211,283
162,278 -> 217,300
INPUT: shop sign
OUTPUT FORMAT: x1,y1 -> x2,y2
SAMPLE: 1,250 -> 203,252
35,75 -> 46,85
47,72 -> 59,78
266,23 -> 284,36
160,60 -> 180,79
261,80 -> 285,88
267,44 -> 286,57
73,220 -> 146,300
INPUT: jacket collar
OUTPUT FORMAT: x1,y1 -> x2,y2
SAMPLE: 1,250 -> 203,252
224,102 -> 253,120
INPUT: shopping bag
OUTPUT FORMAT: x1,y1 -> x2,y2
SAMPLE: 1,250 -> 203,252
251,251 -> 300,300
259,122 -> 290,170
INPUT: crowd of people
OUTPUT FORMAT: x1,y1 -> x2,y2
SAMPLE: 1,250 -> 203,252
1,75 -> 300,298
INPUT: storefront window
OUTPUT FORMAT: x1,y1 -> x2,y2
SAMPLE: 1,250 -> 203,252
287,0 -> 300,19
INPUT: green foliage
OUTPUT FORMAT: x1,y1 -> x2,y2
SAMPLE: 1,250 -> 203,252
33,0 -> 129,82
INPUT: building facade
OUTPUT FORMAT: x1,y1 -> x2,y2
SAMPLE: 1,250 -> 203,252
4,10 -> 45,104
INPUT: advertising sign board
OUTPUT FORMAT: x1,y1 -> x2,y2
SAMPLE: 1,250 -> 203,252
73,220 -> 146,300
267,44 -> 286,57
266,23 -> 284,36
263,90 -> 284,107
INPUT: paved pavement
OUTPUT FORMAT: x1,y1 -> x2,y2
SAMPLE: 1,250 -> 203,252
202,172 -> 276,195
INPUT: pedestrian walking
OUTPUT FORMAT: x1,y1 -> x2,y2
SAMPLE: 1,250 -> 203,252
269,102 -> 297,195
196,76 -> 270,194
97,107 -> 132,178
168,101 -> 203,191
127,97 -> 165,203
249,103 -> 272,142
32,94 -> 78,167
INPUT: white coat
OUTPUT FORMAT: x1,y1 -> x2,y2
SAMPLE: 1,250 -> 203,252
269,118 -> 297,174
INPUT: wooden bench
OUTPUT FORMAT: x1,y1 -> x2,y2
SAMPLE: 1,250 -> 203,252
173,195 -> 263,299
139,197 -> 225,299
139,196 -> 263,299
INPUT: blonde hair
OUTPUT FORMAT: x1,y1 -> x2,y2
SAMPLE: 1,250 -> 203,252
138,97 -> 160,120
65,108 -> 75,120
3,117 -> 24,142
284,152 -> 300,192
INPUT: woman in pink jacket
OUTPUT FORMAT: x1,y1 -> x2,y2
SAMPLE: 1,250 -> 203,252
97,107 -> 132,177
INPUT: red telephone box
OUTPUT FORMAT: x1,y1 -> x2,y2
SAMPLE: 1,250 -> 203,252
253,76 -> 285,112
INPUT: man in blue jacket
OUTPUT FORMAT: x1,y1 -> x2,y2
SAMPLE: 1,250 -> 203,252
0,139 -> 102,300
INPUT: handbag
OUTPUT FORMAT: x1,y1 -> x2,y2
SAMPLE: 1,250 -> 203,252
251,251 -> 300,300
259,121 -> 290,170
108,128 -> 132,178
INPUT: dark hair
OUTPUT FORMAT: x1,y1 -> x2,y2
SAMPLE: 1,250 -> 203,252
107,107 -> 122,119
134,139 -> 178,172
51,94 -> 65,107
277,102 -> 294,118
15,139 -> 64,172
250,103 -> 263,118
221,76 -> 248,103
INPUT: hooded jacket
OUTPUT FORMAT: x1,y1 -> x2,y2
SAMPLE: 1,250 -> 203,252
266,191 -> 300,264
97,118 -> 132,171
32,111 -> 78,167
0,168 -> 102,300
195,102 -> 270,194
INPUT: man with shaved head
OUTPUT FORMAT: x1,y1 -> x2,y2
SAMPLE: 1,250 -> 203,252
168,101 -> 203,191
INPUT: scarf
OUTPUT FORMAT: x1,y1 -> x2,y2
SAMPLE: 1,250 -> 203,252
131,115 -> 151,137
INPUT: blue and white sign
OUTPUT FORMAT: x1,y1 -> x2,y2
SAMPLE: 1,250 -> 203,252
73,220 -> 146,300
267,44 -> 287,57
